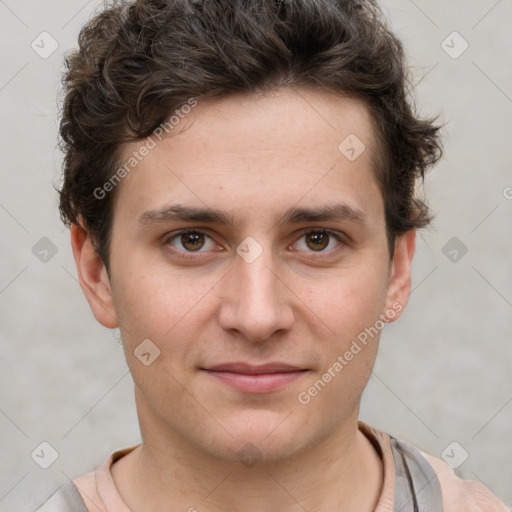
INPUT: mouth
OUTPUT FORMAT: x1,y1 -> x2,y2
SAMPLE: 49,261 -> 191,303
200,362 -> 309,393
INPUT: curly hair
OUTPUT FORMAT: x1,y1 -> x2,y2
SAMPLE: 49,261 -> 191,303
58,0 -> 442,275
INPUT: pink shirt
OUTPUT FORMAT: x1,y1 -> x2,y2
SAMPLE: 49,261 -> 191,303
71,422 -> 508,511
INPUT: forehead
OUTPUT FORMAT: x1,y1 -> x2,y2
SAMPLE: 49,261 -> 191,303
113,87 -> 383,226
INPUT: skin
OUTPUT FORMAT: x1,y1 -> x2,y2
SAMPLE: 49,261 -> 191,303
71,86 -> 416,512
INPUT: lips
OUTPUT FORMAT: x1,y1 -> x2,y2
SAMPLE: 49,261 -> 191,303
204,362 -> 306,374
201,362 -> 308,393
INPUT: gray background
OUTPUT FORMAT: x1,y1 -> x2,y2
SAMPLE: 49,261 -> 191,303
1,0 -> 511,510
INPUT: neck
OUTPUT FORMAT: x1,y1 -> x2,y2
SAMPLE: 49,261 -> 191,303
111,392 -> 383,512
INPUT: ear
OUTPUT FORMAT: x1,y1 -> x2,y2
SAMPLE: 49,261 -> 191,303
383,230 -> 416,322
70,221 -> 118,329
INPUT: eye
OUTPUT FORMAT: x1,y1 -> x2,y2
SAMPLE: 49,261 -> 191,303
292,229 -> 345,255
163,227 -> 346,261
164,229 -> 219,256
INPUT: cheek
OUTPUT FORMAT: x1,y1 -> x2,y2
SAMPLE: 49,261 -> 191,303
112,265 -> 218,342
307,262 -> 389,335
299,269 -> 387,411
111,270 -> 209,401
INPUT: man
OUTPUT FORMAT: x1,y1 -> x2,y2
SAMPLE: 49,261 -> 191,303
36,0 -> 508,510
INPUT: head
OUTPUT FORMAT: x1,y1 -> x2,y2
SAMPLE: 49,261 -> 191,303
61,0 -> 441,464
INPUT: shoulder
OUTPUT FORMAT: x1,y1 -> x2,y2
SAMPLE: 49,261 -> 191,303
421,451 -> 509,512
360,422 -> 508,512
33,444 -> 138,512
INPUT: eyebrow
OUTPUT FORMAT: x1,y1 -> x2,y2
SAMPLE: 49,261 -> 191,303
137,203 -> 367,229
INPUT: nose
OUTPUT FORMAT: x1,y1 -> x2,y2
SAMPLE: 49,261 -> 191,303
217,244 -> 295,343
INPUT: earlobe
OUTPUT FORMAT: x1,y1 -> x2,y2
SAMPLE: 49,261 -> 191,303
70,221 -> 118,329
383,230 -> 416,322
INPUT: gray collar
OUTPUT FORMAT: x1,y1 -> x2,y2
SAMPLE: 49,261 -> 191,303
390,436 -> 444,512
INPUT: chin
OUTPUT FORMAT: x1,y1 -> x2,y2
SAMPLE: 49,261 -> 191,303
201,411 -> 317,466
212,435 -> 306,467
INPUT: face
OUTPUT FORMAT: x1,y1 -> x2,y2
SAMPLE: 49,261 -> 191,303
73,87 -> 414,464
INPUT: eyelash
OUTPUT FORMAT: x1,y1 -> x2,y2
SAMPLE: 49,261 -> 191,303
163,228 -> 347,261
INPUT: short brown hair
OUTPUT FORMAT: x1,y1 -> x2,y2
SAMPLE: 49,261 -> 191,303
58,0 -> 442,275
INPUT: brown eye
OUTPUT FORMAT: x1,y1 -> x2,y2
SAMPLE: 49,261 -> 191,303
293,229 -> 345,257
181,231 -> 205,251
165,229 -> 218,256
305,231 -> 330,251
